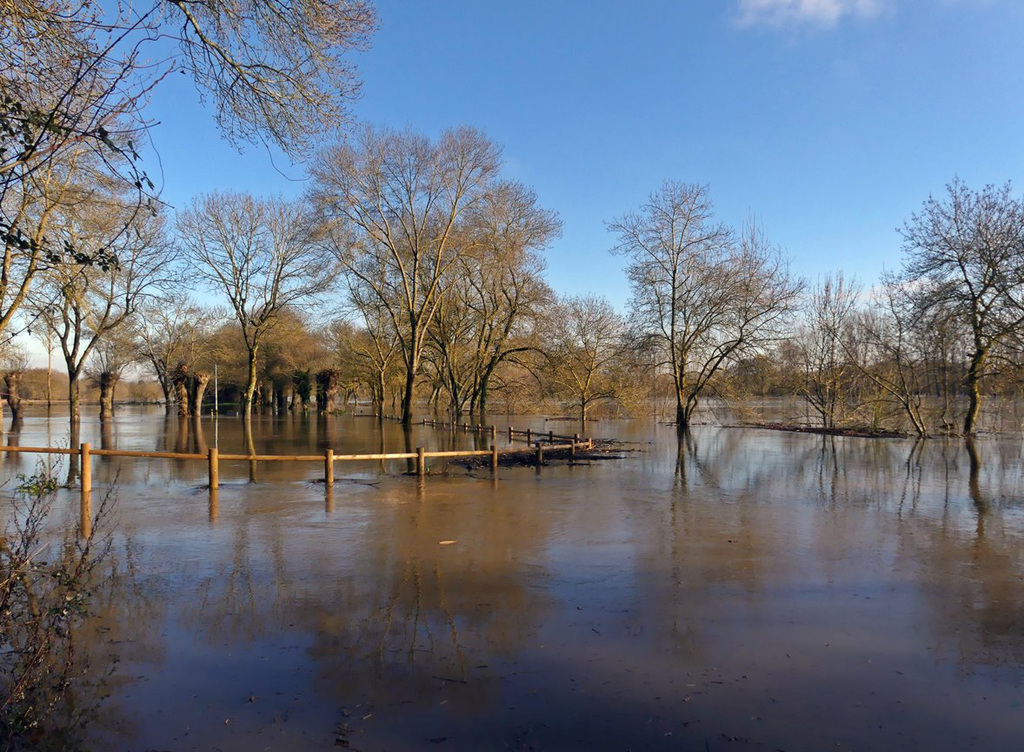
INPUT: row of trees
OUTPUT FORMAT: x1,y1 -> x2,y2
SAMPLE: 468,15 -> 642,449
4,163 -> 1024,438
1,0 -> 377,425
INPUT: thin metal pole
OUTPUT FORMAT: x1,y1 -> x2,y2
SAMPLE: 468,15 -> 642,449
46,327 -> 52,412
214,363 -> 219,448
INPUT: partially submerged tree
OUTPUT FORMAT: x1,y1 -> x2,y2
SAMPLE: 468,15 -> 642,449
86,330 -> 137,418
257,308 -> 328,412
849,277 -> 929,437
798,274 -> 860,429
312,125 -> 502,424
176,192 -> 336,417
133,296 -> 216,412
452,181 -> 558,418
899,178 -> 1024,434
543,295 -> 624,429
29,190 -> 170,422
0,344 -> 29,423
610,182 -> 802,430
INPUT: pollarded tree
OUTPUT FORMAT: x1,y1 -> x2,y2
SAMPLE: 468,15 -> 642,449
610,182 -> 802,430
133,295 -> 217,412
312,125 -> 502,424
899,178 -> 1024,435
176,192 -> 336,417
86,329 -> 137,418
0,343 -> 29,423
258,308 -> 328,412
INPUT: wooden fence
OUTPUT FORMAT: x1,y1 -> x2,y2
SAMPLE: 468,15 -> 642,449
371,415 -> 588,446
0,435 -> 594,508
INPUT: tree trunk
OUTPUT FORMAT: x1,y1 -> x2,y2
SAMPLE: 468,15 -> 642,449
963,348 -> 986,435
401,365 -> 415,424
100,415 -> 113,449
98,371 -> 118,418
67,366 -> 82,424
4,372 -> 22,422
190,372 -> 210,416
243,348 -> 258,416
159,376 -> 173,415
316,369 -> 340,413
172,363 -> 190,417
477,381 -> 489,422
244,414 -> 257,483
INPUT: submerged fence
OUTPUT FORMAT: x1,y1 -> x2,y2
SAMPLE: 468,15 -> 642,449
0,431 -> 595,510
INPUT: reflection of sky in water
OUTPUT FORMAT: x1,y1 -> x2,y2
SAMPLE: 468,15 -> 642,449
1,407 -> 1022,751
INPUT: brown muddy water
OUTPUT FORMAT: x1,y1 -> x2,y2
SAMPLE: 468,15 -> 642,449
2,408 -> 1023,751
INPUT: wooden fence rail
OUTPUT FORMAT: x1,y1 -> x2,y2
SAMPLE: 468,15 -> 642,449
0,437 -> 594,511
364,415 -> 589,446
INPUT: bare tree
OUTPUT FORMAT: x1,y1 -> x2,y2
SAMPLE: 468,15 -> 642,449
2,0 -> 376,345
312,125 -> 502,424
849,277 -> 929,437
798,274 -> 860,429
29,192 -> 170,422
133,295 -> 216,412
899,178 -> 1024,434
458,181 -> 558,418
86,330 -> 137,418
176,192 -> 336,417
543,295 -> 624,429
0,343 -> 29,422
610,181 -> 802,431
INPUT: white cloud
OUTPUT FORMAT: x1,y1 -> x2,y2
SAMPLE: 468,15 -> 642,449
735,0 -> 884,28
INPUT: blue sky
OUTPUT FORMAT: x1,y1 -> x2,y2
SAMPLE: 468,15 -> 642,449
147,0 -> 1024,310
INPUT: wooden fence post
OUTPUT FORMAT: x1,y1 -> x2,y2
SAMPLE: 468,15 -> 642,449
417,446 -> 426,477
80,443 -> 92,537
208,447 -> 219,490
526,428 -> 532,443
491,444 -> 498,475
535,442 -> 543,466
508,426 -> 514,442
548,430 -> 553,444
491,425 -> 496,438
325,448 -> 334,486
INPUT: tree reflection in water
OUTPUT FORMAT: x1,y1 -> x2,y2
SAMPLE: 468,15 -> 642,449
3,414 -> 1022,751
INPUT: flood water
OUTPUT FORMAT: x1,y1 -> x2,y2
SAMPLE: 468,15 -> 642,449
2,408 -> 1023,751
